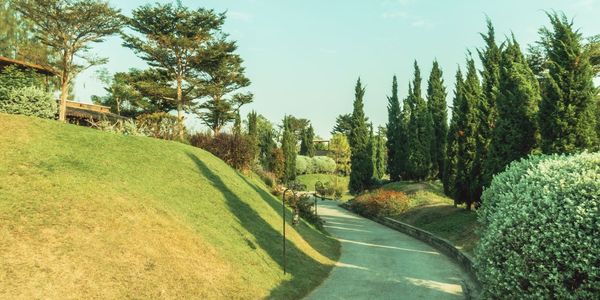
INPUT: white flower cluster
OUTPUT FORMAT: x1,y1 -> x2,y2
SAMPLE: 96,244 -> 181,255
475,152 -> 600,299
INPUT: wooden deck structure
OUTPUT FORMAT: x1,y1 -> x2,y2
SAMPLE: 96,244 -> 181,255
0,56 -> 126,124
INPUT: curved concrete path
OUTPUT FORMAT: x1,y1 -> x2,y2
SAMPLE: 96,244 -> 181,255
306,200 -> 470,300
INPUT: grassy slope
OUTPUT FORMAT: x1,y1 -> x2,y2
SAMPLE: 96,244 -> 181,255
0,114 -> 339,299
383,181 -> 479,255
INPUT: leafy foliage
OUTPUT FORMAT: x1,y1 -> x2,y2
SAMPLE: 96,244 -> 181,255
189,132 -> 256,171
136,112 -> 180,141
476,152 -> 600,299
329,133 -> 351,176
351,190 -> 410,218
0,86 -> 56,119
300,124 -> 316,157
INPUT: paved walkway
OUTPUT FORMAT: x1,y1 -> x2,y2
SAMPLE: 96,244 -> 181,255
306,200 -> 469,300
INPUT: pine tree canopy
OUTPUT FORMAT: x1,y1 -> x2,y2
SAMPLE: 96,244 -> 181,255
538,12 -> 598,153
484,37 -> 541,186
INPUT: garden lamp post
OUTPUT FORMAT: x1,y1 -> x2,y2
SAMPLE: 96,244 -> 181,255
282,187 -> 293,275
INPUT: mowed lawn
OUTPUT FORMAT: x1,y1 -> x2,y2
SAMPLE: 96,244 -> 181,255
383,181 -> 479,255
0,114 -> 339,299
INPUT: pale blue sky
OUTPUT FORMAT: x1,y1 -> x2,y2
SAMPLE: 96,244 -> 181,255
74,0 -> 600,138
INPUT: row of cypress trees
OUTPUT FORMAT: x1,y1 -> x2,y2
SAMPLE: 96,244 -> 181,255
382,13 -> 598,209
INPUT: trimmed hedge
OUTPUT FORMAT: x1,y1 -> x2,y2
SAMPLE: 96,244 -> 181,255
295,155 -> 336,175
476,152 -> 600,299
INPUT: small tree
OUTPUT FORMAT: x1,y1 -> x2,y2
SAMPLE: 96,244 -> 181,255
17,0 -> 123,122
329,133 -> 351,176
122,2 -> 226,139
375,126 -> 387,180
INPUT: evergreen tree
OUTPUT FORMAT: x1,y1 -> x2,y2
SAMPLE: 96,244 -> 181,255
300,125 -> 316,157
484,37 -> 541,186
368,124 -> 378,181
456,59 -> 481,210
386,75 -> 402,181
233,111 -> 241,135
375,126 -> 387,180
473,19 -> 502,201
427,60 -> 448,180
398,84 -> 412,179
247,110 -> 259,162
348,78 -> 372,194
331,113 -> 353,136
406,61 -> 434,180
281,116 -> 297,183
538,13 -> 598,153
443,69 -> 464,201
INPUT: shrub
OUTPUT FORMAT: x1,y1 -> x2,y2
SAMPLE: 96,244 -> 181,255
90,119 -> 144,136
137,112 -> 180,140
295,155 -> 309,175
313,156 -> 336,173
475,152 -> 600,299
0,65 -> 45,99
0,86 -> 56,119
189,132 -> 256,171
351,190 -> 410,218
296,194 -> 324,230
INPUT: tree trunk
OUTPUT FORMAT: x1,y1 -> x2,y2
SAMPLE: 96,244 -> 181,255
58,73 -> 69,122
176,76 -> 184,140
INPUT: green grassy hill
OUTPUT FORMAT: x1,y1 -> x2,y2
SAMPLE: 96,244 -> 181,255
0,114 -> 339,299
383,181 -> 479,254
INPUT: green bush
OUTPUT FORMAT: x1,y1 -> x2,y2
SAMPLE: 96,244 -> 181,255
296,155 -> 309,175
0,65 -> 45,99
351,190 -> 410,218
476,152 -> 600,299
0,86 -> 56,119
91,119 -> 144,136
136,112 -> 180,140
313,156 -> 336,173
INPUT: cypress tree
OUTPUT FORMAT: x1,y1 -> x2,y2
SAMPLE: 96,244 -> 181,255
247,110 -> 259,161
473,19 -> 501,201
398,84 -> 412,179
386,75 -> 402,181
348,78 -> 372,194
538,13 -> 598,153
484,37 -> 541,186
368,123 -> 378,181
406,61 -> 434,180
281,116 -> 297,183
443,69 -> 464,201
300,125 -> 316,157
457,59 -> 481,210
375,126 -> 387,180
427,60 -> 448,180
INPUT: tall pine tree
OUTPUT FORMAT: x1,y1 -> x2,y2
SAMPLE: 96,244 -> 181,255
473,19 -> 502,201
457,59 -> 481,210
427,60 -> 448,180
349,78 -> 372,194
538,13 -> 598,153
386,75 -> 402,181
443,69 -> 464,201
484,37 -> 540,186
300,124 -> 316,157
406,61 -> 434,180
281,116 -> 297,183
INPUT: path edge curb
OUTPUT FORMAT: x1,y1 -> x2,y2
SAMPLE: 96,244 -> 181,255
339,203 -> 481,299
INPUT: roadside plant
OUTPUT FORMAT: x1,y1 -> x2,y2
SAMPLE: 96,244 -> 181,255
476,152 -> 600,299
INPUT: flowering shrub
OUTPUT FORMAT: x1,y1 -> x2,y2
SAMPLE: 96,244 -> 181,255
351,190 -> 410,218
476,152 -> 600,299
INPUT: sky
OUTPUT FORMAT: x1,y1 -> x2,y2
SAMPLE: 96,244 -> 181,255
74,0 -> 600,138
